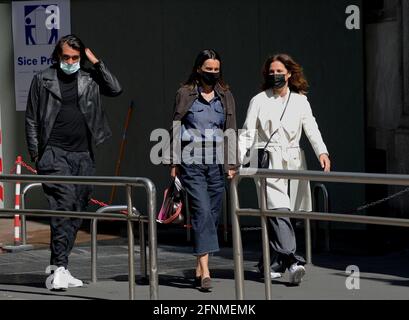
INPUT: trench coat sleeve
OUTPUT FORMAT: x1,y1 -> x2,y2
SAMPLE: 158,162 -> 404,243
301,97 -> 329,159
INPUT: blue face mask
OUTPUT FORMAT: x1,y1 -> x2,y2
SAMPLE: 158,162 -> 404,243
60,61 -> 80,75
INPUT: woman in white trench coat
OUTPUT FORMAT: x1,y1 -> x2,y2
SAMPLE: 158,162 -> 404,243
238,53 -> 331,285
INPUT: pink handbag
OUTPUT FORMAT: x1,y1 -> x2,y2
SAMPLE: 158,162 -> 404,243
157,177 -> 185,224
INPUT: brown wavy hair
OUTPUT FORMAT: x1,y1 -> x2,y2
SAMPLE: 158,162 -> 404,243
261,53 -> 309,94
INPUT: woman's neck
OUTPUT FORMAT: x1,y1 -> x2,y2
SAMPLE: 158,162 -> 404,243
201,83 -> 214,94
273,85 -> 288,97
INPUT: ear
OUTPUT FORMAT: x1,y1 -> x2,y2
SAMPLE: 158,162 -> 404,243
287,72 -> 292,79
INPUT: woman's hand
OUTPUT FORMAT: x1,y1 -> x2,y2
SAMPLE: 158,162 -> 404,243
319,153 -> 331,172
227,169 -> 236,180
170,166 -> 180,178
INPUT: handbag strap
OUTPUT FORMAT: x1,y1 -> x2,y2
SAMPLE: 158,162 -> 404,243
262,91 -> 292,151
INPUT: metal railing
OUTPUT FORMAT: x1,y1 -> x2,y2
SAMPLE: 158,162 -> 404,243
312,183 -> 330,255
230,168 -> 409,300
93,205 -> 149,282
0,174 -> 158,300
21,182 -> 42,245
21,183 -> 150,283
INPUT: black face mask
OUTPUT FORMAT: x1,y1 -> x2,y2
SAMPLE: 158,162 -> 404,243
266,74 -> 287,89
201,71 -> 220,86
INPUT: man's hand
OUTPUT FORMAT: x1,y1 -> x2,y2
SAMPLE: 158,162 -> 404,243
85,48 -> 99,65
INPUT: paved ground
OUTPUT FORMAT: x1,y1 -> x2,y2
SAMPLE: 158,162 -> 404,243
0,220 -> 408,300
0,217 -> 118,250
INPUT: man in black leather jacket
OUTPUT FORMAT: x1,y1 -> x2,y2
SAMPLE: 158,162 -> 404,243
25,34 -> 122,290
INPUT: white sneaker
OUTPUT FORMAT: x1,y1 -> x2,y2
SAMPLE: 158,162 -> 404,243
256,266 -> 282,280
65,269 -> 83,287
51,266 -> 69,289
288,264 -> 305,285
270,272 -> 282,279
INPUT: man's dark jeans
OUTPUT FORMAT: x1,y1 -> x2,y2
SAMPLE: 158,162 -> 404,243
37,145 -> 95,268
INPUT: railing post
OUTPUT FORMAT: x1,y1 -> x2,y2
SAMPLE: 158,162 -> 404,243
21,215 -> 27,245
322,185 -> 330,252
313,184 -> 330,252
146,180 -> 158,300
19,183 -> 40,250
91,218 -> 97,283
231,176 -> 244,300
1,174 -> 158,299
260,177 -> 272,300
223,185 -> 228,243
126,185 -> 135,300
185,193 -> 191,242
139,217 -> 147,280
20,186 -> 28,245
305,218 -> 312,264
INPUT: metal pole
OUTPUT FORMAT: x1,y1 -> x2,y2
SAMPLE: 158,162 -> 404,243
305,218 -> 312,264
230,176 -> 244,300
20,189 -> 27,245
21,183 -> 43,245
1,175 -> 158,298
260,177 -> 272,300
21,216 -> 26,245
223,186 -> 228,242
126,185 -> 135,300
147,180 -> 159,300
313,184 -> 330,253
91,218 -> 97,283
321,185 -> 330,252
139,218 -> 147,279
186,193 -> 191,242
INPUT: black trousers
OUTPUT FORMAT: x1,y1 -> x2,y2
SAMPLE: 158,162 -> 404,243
37,145 -> 95,268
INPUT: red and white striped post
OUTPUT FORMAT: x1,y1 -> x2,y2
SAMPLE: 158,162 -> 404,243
14,156 -> 22,246
2,155 -> 34,252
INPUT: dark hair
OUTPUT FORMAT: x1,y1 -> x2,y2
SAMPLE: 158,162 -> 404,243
261,53 -> 309,94
51,34 -> 86,65
183,49 -> 229,90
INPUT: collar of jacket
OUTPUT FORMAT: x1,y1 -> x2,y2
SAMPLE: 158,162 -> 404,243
42,65 -> 92,100
187,82 -> 226,98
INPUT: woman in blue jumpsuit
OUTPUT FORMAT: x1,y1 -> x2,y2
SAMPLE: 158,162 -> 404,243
169,49 -> 237,291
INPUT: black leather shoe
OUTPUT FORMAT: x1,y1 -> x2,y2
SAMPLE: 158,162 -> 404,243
193,276 -> 201,288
